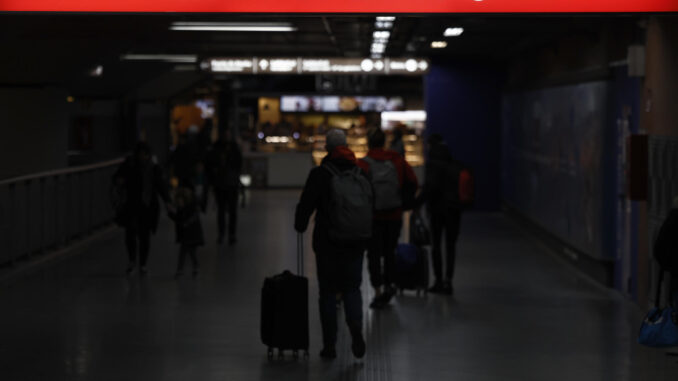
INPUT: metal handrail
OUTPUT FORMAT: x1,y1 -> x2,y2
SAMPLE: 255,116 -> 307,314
0,157 -> 126,267
0,157 -> 124,186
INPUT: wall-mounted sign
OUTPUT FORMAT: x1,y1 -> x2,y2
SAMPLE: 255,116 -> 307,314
204,57 -> 429,75
280,96 -> 404,112
3,0 -> 677,13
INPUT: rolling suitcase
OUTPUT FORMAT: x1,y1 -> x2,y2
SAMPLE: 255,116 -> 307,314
394,243 -> 429,296
260,233 -> 309,359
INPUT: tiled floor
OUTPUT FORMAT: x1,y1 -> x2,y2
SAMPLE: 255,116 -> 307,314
0,190 -> 676,380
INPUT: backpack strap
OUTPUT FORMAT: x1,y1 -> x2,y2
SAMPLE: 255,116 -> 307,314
323,162 -> 341,176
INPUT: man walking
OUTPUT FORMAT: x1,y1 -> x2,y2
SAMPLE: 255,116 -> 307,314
295,129 -> 371,360
206,131 -> 242,245
360,128 -> 418,308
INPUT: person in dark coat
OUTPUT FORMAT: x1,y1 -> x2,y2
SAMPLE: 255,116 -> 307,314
112,142 -> 170,276
168,180 -> 204,278
295,128 -> 369,360
653,196 -> 678,308
206,130 -> 243,245
360,128 -> 418,309
415,134 -> 464,295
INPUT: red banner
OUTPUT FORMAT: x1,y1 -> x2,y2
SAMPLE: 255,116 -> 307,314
1,0 -> 677,13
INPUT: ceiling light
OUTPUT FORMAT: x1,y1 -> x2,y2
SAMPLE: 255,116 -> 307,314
373,31 -> 391,39
375,21 -> 394,29
431,41 -> 448,48
170,22 -> 297,32
89,65 -> 103,77
121,54 -> 197,63
376,16 -> 396,22
444,27 -> 464,37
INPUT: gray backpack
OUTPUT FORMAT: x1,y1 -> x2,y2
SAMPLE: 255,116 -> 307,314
324,163 -> 373,244
362,157 -> 402,211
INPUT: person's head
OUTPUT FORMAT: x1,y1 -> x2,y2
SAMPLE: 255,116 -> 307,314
367,127 -> 386,149
134,142 -> 152,164
325,128 -> 347,152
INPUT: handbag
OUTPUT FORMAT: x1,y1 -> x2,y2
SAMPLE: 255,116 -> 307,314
638,270 -> 678,348
409,209 -> 431,246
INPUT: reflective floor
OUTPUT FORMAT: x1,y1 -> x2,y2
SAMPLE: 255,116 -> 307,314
0,190 -> 676,380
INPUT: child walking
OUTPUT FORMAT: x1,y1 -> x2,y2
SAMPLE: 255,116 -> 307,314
169,179 -> 204,278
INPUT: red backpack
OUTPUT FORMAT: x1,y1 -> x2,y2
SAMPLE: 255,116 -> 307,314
458,169 -> 474,206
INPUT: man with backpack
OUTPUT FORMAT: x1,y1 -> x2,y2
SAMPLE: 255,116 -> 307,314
416,134 -> 472,295
360,128 -> 418,308
653,196 -> 678,309
294,128 -> 372,360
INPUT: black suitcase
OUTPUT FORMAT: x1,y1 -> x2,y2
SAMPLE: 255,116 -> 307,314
260,234 -> 309,359
394,243 -> 429,296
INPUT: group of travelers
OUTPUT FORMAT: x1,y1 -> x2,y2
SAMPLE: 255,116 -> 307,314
295,127 -> 470,360
112,131 -> 242,278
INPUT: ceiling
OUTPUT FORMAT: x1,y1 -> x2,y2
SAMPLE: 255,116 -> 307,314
0,14 -> 640,99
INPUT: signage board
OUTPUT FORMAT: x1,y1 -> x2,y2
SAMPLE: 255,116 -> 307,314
205,57 -> 429,75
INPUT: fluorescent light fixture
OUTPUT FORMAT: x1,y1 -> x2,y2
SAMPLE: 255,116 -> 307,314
431,41 -> 448,48
373,31 -> 391,39
371,42 -> 386,50
375,21 -> 394,29
381,110 -> 426,123
170,22 -> 297,32
444,27 -> 464,37
121,54 -> 197,63
376,16 -> 396,22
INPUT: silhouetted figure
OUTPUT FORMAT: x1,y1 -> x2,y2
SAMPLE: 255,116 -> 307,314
295,129 -> 371,360
206,131 -> 242,245
416,134 -> 464,295
389,126 -> 406,157
360,128 -> 418,309
654,196 -> 678,308
168,180 -> 204,278
113,142 -> 170,276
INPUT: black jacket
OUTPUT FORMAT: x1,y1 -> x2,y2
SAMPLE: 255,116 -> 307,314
654,208 -> 678,274
416,143 -> 463,213
112,156 -> 169,232
206,140 -> 243,190
295,148 -> 369,254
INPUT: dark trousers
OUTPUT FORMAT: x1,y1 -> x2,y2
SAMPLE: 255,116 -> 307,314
125,225 -> 151,267
367,219 -> 402,289
176,244 -> 198,271
315,250 -> 364,348
430,209 -> 462,282
215,188 -> 238,239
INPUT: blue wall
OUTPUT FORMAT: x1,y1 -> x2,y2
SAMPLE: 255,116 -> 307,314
424,63 -> 502,211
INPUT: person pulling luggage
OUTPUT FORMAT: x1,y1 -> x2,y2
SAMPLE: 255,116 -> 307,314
360,127 -> 418,308
295,128 -> 372,360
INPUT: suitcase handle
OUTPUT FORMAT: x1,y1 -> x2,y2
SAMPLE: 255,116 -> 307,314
297,233 -> 304,276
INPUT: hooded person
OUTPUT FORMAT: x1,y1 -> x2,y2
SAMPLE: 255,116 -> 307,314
295,128 -> 370,360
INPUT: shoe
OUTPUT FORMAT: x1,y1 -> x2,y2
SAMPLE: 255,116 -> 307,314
429,281 -> 446,294
319,347 -> 337,359
350,328 -> 366,359
444,281 -> 454,295
140,267 -> 148,277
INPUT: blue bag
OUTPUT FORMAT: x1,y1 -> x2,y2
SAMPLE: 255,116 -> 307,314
638,271 -> 678,348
